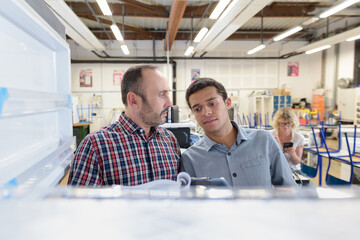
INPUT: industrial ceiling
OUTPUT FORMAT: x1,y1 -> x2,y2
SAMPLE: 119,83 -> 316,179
48,0 -> 360,56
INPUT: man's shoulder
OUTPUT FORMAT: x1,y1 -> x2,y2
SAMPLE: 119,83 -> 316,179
242,127 -> 272,138
85,122 -> 122,139
157,126 -> 177,139
182,138 -> 207,155
157,126 -> 172,134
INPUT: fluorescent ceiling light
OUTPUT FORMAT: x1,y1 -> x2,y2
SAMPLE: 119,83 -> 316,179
209,0 -> 230,19
305,45 -> 331,54
96,0 -> 112,16
45,0 -> 105,51
194,27 -> 209,43
110,24 -> 124,41
347,35 -> 360,41
290,25 -> 360,56
273,26 -> 303,41
247,44 -> 265,55
195,0 -> 272,53
121,45 -> 130,55
184,46 -> 195,56
320,0 -> 360,18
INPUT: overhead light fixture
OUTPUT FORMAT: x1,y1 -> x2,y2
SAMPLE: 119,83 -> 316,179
110,24 -> 124,41
293,25 -> 360,55
305,45 -> 331,54
209,0 -> 230,19
194,27 -> 209,43
247,44 -> 265,55
320,0 -> 360,18
273,26 -> 303,41
347,35 -> 360,41
121,45 -> 130,55
96,0 -> 112,16
184,46 -> 195,56
195,0 -> 272,53
44,0 -> 105,51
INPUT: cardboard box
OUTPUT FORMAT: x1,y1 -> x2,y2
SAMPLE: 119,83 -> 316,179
273,88 -> 282,95
282,90 -> 291,95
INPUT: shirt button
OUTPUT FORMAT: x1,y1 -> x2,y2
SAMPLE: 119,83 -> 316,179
227,152 -> 231,156
233,173 -> 237,177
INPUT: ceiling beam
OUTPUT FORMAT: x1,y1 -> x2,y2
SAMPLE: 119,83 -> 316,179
81,15 -> 163,39
90,31 -> 164,40
88,28 -> 307,41
254,4 -> 317,17
116,0 -> 168,17
183,3 -> 216,18
310,7 -> 360,16
66,2 -> 167,18
164,0 -> 187,51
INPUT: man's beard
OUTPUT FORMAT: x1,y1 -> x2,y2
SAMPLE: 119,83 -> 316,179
139,100 -> 168,126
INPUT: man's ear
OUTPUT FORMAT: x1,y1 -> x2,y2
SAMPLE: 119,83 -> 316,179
127,92 -> 139,108
225,97 -> 232,109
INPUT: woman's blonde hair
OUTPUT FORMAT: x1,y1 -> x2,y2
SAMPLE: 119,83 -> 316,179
271,107 -> 299,131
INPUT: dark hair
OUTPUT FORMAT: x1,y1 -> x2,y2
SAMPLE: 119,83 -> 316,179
185,78 -> 227,108
121,64 -> 158,106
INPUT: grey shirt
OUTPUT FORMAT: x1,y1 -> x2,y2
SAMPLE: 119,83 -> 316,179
179,122 -> 297,188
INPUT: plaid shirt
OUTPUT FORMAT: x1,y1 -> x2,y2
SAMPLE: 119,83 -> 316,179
68,112 -> 180,186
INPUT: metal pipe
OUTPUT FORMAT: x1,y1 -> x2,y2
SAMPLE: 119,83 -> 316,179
261,10 -> 263,44
90,50 -> 303,60
73,59 -> 172,64
333,43 -> 339,110
153,37 -> 156,61
122,4 -> 125,37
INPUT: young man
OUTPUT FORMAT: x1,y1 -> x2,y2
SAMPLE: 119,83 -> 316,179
68,64 -> 180,186
180,78 -> 297,188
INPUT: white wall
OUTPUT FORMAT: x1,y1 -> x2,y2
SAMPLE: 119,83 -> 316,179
321,41 -> 355,110
279,52 -> 322,104
69,39 -> 355,131
71,63 -> 173,132
175,58 -> 279,117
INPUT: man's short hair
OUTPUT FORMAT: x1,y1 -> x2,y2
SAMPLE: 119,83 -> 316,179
185,78 -> 228,108
121,64 -> 158,106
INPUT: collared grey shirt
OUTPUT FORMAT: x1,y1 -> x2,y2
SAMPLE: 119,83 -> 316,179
179,122 -> 297,188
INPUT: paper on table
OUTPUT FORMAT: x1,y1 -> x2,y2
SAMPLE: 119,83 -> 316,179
121,172 -> 191,191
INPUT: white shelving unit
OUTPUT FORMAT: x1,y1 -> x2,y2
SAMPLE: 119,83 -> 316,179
338,88 -> 356,122
248,95 -> 273,125
0,1 -> 74,188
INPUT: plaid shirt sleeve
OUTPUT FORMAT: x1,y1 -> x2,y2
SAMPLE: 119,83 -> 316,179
68,136 -> 103,186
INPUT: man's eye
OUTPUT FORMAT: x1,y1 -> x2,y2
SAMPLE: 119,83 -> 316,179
210,102 -> 216,106
194,107 -> 200,112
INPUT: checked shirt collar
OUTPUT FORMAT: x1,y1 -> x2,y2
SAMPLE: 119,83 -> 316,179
118,112 -> 160,137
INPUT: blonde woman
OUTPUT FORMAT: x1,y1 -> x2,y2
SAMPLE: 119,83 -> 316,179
271,107 -> 305,171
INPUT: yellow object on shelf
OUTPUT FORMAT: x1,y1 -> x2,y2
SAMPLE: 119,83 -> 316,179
309,109 -> 318,115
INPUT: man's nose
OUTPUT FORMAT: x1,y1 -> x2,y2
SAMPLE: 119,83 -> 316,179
165,94 -> 173,107
202,106 -> 211,116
